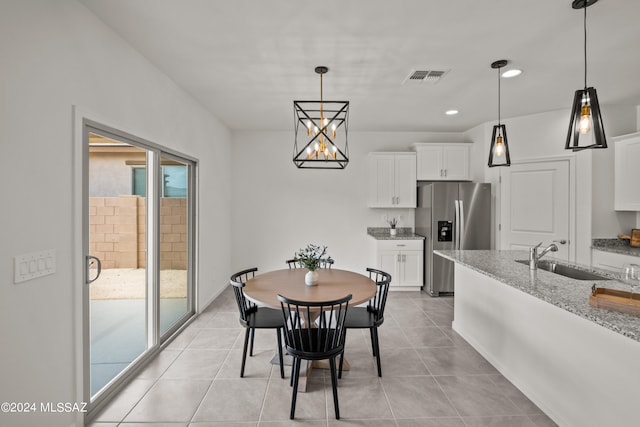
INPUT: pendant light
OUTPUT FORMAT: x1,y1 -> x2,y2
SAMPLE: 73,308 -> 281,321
293,66 -> 350,169
565,0 -> 607,151
488,60 -> 511,167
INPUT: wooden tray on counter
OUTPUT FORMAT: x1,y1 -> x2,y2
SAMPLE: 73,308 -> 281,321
589,287 -> 640,316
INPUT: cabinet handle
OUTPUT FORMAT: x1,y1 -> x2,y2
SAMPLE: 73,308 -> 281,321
397,254 -> 401,262
402,254 -> 406,262
444,169 -> 447,177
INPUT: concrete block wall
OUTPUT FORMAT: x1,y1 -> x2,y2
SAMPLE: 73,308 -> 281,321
160,197 -> 188,270
89,196 -> 187,270
89,196 -> 139,269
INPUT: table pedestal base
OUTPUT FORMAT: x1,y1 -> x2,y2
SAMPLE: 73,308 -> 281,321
269,351 -> 350,392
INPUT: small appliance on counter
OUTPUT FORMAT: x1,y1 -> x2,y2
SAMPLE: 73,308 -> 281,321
415,182 -> 491,296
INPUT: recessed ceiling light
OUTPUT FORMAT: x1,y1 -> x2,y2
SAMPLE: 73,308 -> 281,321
501,69 -> 522,78
445,110 -> 459,116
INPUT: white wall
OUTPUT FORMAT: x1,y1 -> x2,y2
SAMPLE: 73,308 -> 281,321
230,130 -> 472,274
232,103 -> 639,274
0,2 -> 231,426
468,106 -> 638,264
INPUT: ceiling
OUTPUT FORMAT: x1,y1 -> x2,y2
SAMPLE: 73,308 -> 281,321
80,0 -> 640,133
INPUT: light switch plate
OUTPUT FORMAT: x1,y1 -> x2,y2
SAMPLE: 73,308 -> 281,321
14,249 -> 56,284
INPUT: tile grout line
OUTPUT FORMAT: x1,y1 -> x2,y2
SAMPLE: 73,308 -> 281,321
186,345 -> 232,425
112,344 -> 188,424
431,374 -> 468,426
377,376 -> 401,427
256,360 -> 276,425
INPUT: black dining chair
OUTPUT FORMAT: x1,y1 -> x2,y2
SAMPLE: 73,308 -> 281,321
285,258 -> 334,269
230,268 -> 285,379
277,293 -> 352,420
339,267 -> 391,378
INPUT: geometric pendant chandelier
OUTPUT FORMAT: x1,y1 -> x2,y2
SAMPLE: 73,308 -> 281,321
293,66 -> 349,169
488,59 -> 512,167
565,0 -> 607,151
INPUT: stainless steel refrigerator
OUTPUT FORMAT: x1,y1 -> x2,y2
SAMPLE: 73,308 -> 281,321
415,182 -> 491,296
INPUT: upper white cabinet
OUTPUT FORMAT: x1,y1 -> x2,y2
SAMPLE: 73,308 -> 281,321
615,132 -> 640,211
368,152 -> 416,208
412,143 -> 470,181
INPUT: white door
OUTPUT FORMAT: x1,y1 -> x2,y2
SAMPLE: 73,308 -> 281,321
500,159 -> 571,260
394,154 -> 417,207
368,154 -> 395,207
416,146 -> 443,180
400,251 -> 423,286
377,250 -> 399,286
442,146 -> 469,180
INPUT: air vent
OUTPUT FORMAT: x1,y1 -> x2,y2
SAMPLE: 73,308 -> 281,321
402,68 -> 450,85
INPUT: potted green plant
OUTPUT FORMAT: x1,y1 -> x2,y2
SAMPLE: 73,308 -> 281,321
388,217 -> 398,236
293,244 -> 333,286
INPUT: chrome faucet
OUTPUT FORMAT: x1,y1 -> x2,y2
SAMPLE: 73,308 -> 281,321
529,242 -> 558,270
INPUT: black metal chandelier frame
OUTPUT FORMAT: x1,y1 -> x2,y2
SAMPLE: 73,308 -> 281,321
293,66 -> 350,169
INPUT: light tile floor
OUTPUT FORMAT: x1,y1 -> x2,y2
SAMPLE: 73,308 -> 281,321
88,288 -> 558,427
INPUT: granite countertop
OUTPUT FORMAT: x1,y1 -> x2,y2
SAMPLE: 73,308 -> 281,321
435,249 -> 640,343
367,227 -> 425,240
592,238 -> 640,257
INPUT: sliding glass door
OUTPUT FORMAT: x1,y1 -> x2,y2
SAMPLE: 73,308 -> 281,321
83,120 -> 196,413
159,155 -> 192,336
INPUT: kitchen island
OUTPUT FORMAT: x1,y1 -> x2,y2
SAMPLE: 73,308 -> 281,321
436,250 -> 640,427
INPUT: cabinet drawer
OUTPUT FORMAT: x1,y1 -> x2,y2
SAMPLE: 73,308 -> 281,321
592,249 -> 640,272
375,239 -> 423,251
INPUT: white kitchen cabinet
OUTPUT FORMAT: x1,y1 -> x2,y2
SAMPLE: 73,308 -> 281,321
592,249 -> 640,273
614,132 -> 640,211
368,152 -> 416,208
372,239 -> 423,290
412,143 -> 470,181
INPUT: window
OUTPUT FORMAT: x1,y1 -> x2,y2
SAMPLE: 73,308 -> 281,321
132,167 -> 146,196
132,165 -> 187,197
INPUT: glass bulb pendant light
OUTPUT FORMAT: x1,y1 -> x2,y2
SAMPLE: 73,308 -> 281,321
488,59 -> 511,167
293,66 -> 349,169
565,0 -> 607,151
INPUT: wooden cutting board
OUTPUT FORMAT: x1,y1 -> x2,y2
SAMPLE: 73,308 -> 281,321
618,229 -> 640,247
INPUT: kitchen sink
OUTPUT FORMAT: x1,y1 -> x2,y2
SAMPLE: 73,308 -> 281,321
515,259 -> 611,281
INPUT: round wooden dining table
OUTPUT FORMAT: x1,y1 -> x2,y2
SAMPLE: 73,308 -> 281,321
244,268 -> 377,391
243,268 -> 377,309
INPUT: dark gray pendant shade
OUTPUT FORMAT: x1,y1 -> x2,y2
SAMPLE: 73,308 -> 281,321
565,0 -> 607,151
488,124 -> 511,167
565,87 -> 607,150
488,59 -> 511,167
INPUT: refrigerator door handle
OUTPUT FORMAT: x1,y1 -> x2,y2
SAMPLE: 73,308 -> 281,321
454,199 -> 460,250
459,199 -> 465,250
